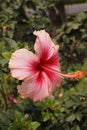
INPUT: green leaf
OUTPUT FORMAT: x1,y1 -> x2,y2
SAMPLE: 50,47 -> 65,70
75,113 -> 82,121
71,125 -> 80,130
42,112 -> 50,122
30,121 -> 40,130
15,111 -> 23,124
66,114 -> 75,122
72,23 -> 81,30
2,51 -> 12,61
8,124 -> 18,130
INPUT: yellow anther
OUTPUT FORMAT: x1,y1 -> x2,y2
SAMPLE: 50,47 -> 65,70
72,70 -> 86,80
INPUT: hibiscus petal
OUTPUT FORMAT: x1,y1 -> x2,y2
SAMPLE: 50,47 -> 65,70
33,30 -> 62,89
43,44 -> 62,83
45,45 -> 60,69
33,30 -> 59,62
9,49 -> 39,80
17,72 -> 54,102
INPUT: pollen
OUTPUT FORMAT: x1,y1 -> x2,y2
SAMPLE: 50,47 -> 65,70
72,70 -> 86,80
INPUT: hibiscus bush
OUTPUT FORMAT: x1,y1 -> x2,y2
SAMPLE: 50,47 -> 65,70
0,0 -> 87,130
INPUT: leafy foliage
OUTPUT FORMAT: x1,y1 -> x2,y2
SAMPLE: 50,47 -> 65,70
56,10 -> 87,71
0,0 -> 87,130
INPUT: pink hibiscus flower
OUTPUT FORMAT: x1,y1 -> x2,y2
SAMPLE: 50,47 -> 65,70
9,30 -> 86,102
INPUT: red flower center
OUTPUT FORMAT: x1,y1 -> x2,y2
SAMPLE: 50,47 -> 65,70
36,63 -> 44,71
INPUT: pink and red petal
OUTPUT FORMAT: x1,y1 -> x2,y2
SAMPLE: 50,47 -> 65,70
33,30 -> 59,62
44,45 -> 62,84
17,72 -> 52,102
9,49 -> 39,80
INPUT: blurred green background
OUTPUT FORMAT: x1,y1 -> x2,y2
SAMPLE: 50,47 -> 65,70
0,0 -> 87,130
